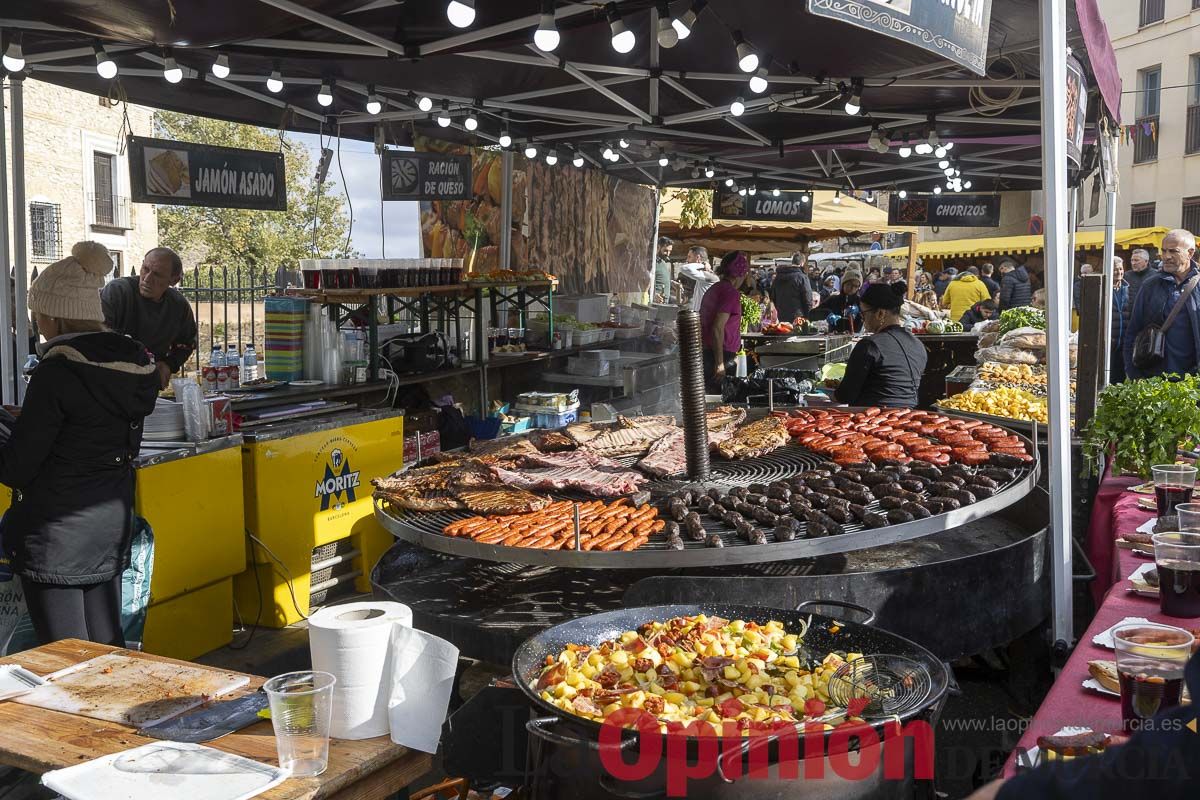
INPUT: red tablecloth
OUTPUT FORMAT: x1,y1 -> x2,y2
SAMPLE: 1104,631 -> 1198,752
1084,463 -> 1142,605
1003,485 -> 1197,776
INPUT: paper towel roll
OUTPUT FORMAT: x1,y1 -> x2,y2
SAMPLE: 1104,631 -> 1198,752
308,601 -> 413,740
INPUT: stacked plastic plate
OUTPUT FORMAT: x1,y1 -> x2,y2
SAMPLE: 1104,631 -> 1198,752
144,399 -> 186,442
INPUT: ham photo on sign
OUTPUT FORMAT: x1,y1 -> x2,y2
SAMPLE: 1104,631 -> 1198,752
864,0 -> 913,13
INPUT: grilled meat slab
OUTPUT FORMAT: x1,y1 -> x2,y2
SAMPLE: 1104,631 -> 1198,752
715,417 -> 791,460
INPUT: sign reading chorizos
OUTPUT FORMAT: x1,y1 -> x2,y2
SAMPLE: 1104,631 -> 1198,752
888,194 -> 1002,228
806,0 -> 993,76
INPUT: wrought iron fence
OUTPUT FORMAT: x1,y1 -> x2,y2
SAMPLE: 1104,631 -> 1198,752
88,193 -> 133,230
178,265 -> 274,372
1133,115 -> 1159,164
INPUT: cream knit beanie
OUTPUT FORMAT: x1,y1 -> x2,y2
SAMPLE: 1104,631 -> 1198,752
28,241 -> 113,322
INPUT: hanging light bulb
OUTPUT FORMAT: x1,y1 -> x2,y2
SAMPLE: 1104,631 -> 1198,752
927,128 -> 940,148
608,150 -> 621,162
934,145 -> 948,159
877,130 -> 891,153
658,149 -> 669,168
954,169 -> 962,177
733,31 -> 758,73
724,177 -> 735,187
964,180 -> 972,190
447,0 -> 476,28
602,143 -> 615,160
266,67 -> 284,93
749,66 -> 769,95
867,128 -> 881,152
730,96 -> 746,117
898,188 -> 908,199
545,149 -> 559,166
738,187 -> 748,197
914,141 -> 933,156
366,85 -> 383,115
608,6 -> 636,54
748,185 -> 757,196
933,185 -> 942,195
843,79 -> 863,116
317,80 -> 334,107
656,4 -> 679,48
772,187 -> 780,197
573,151 -> 585,168
94,44 -> 118,79
833,191 -> 842,205
704,162 -> 715,179
437,101 -> 453,127
499,129 -> 512,148
463,112 -> 478,131
801,193 -> 811,203
898,135 -> 912,159
211,52 -> 230,79
534,2 -> 561,52
619,138 -> 630,149
672,0 -> 706,40
524,142 -> 539,159
938,159 -> 950,170
943,141 -> 955,151
944,166 -> 955,177
416,94 -> 434,112
163,54 -> 183,84
2,35 -> 24,73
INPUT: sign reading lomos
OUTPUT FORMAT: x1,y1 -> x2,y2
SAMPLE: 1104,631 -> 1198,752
713,189 -> 814,223
128,135 -> 286,211
888,194 -> 1002,228
807,0 -> 993,76
382,151 -> 472,201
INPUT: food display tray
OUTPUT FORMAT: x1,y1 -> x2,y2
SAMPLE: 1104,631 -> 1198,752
374,413 -> 1040,569
931,404 -> 1045,437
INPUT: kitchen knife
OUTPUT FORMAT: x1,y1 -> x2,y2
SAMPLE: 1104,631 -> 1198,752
136,691 -> 269,743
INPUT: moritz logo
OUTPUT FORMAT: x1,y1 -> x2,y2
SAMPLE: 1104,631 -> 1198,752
316,448 -> 360,510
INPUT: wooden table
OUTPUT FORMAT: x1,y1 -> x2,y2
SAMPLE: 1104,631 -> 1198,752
0,640 -> 432,800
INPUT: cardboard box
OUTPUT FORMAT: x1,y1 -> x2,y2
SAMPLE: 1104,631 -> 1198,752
403,430 -> 441,465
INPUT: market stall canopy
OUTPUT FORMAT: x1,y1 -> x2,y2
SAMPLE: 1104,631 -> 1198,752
915,227 -> 1169,260
658,190 -> 914,254
2,0 -> 1120,194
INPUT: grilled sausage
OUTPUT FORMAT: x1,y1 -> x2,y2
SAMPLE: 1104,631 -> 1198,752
665,536 -> 685,551
899,478 -> 927,493
752,507 -> 778,526
662,521 -> 680,539
744,493 -> 768,507
849,504 -> 889,529
706,488 -> 725,502
886,509 -> 915,525
928,496 -> 962,512
970,475 -> 1001,490
766,498 -> 790,515
696,496 -> 715,512
900,501 -> 932,520
684,513 -> 706,540
704,534 -> 725,548
879,496 -> 905,510
774,518 -> 799,542
750,529 -> 769,546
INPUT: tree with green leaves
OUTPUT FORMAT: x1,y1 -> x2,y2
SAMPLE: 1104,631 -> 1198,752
154,112 -> 357,288
661,187 -> 712,229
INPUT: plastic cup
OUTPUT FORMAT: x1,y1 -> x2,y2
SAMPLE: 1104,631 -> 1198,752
1152,464 -> 1197,518
1152,532 -> 1200,618
1174,503 -> 1200,532
1113,624 -> 1193,734
263,670 -> 336,777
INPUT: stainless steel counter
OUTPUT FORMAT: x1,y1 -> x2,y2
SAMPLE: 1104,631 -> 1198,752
135,434 -> 244,468
239,408 -> 403,442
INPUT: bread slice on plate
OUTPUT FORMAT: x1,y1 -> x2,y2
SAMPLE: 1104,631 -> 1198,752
1087,660 -> 1119,694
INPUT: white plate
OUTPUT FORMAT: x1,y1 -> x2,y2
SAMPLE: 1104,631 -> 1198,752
1016,727 -> 1095,771
288,379 -> 323,386
1081,678 -> 1119,698
1092,617 -> 1151,649
1128,563 -> 1159,596
0,665 -> 45,701
41,741 -> 288,800
1136,518 -> 1156,534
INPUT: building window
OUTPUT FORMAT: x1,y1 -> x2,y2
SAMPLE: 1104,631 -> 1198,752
1189,56 -> 1200,155
1131,202 -> 1156,229
109,250 -> 124,279
1135,66 -> 1161,164
29,202 -> 62,260
1194,0 -> 1200,10
93,152 -> 116,226
1140,0 -> 1165,26
1184,198 -> 1200,236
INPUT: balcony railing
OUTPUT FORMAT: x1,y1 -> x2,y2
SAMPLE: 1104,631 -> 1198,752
1133,115 -> 1159,164
89,193 -> 133,230
1188,106 -> 1200,155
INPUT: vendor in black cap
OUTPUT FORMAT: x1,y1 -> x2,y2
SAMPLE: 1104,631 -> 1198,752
834,284 -> 927,408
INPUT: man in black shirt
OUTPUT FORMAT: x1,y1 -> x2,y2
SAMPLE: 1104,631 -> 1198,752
102,247 -> 197,389
834,284 -> 927,408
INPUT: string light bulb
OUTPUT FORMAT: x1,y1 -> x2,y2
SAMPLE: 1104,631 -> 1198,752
843,79 -> 863,116
658,149 -> 669,168
733,31 -> 758,73
2,35 -> 24,73
898,189 -> 908,199
964,180 -> 972,189
933,185 -> 942,194
704,162 -> 715,179
317,80 -> 334,107
749,66 -> 769,95
671,0 -> 706,40
833,190 -> 842,205
366,86 -> 383,115
602,143 -> 615,160
730,96 -> 746,117
163,55 -> 183,84
934,145 -> 948,159
436,101 -> 453,127
464,112 -> 478,131
898,136 -> 912,159
801,193 -> 810,203
938,159 -> 950,170
573,151 -> 584,168
499,129 -> 512,148
266,67 -> 284,93
94,45 -> 117,79
619,138 -> 630,149
748,185 -> 757,196
545,149 -> 558,166
209,52 -> 230,79
534,2 -> 560,52
608,6 -> 636,54
447,0 -> 476,28
772,187 -> 780,197
724,177 -> 735,187
416,94 -> 434,112
524,143 -> 539,159
738,187 -> 748,197
656,4 -> 679,48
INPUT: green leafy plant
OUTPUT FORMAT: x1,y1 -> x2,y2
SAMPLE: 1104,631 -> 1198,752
740,293 -> 761,333
1082,375 -> 1200,478
997,306 -> 1046,335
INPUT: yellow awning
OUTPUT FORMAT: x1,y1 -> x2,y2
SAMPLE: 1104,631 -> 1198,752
658,190 -> 917,254
915,227 -> 1169,260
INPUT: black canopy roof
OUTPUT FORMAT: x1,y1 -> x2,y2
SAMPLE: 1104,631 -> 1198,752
2,0 -> 1120,193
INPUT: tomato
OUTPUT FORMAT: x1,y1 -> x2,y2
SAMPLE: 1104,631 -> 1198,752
720,698 -> 745,718
804,698 -> 826,717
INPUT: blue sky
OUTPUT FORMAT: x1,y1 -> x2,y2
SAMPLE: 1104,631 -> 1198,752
293,133 -> 421,258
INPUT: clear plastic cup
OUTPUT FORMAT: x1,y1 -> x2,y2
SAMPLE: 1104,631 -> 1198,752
1173,503 -> 1200,532
1152,464 -> 1197,517
263,670 -> 336,777
1113,624 -> 1193,733
1152,532 -> 1200,618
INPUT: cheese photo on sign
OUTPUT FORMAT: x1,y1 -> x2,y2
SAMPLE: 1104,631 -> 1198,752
144,147 -> 191,199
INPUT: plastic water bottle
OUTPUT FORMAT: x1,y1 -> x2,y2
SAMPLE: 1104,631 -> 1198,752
210,347 -> 224,368
226,344 -> 241,387
242,344 -> 258,382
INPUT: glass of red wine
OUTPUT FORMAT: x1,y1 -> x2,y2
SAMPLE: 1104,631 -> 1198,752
1113,624 -> 1193,734
1152,532 -> 1200,618
1152,464 -> 1197,517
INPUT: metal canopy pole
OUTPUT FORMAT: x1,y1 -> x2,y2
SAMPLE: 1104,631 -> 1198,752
0,78 -> 13,404
1038,0 -> 1073,655
10,76 -> 28,402
1100,190 -> 1117,387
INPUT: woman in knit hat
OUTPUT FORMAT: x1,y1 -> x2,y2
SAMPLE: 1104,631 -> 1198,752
0,242 -> 159,646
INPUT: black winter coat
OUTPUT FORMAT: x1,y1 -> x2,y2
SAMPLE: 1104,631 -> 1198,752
998,265 -> 1033,310
0,332 -> 159,585
770,266 -> 812,322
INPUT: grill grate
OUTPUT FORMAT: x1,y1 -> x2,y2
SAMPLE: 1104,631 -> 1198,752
377,438 -> 1037,568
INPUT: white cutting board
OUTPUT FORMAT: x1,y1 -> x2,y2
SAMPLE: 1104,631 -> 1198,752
15,653 -> 250,729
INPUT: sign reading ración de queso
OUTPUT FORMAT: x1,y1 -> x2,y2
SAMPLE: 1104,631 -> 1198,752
128,135 -> 287,211
888,194 -> 1002,228
381,151 -> 472,201
806,0 -> 993,76
712,189 -> 814,223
